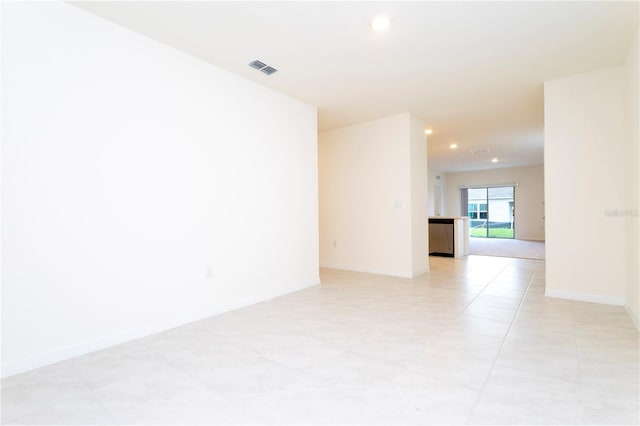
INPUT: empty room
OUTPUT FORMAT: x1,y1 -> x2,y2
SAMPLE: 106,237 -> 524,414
1,1 -> 639,425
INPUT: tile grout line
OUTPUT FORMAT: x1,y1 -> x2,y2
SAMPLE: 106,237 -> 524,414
464,263 -> 539,424
69,363 -> 121,425
420,258 -> 520,360
455,260 -> 516,320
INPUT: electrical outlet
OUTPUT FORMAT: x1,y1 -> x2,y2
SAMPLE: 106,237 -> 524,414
333,240 -> 337,248
206,265 -> 213,280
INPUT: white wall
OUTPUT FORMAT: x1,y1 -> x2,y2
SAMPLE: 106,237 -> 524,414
444,166 -> 545,241
427,168 -> 446,217
1,2 -> 319,376
409,115 -> 429,277
544,66 -> 625,305
624,28 -> 640,327
318,113 -> 428,278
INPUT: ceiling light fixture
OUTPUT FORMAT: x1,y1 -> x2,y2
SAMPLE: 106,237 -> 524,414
371,15 -> 391,32
424,129 -> 433,135
491,158 -> 499,163
450,143 -> 458,149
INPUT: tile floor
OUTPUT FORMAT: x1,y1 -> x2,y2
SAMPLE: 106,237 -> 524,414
2,256 -> 638,425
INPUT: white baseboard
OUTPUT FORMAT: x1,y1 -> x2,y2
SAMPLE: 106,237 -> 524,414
319,262 -> 415,279
411,267 -> 429,278
545,289 -> 625,306
1,279 -> 319,379
625,304 -> 640,330
2,314 -> 212,379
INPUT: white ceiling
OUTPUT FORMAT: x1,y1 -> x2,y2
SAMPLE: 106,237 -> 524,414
72,1 -> 638,172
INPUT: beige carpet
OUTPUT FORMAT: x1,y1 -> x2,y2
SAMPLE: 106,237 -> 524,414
469,237 -> 545,260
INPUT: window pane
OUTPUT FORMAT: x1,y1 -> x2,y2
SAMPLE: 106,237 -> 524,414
488,186 -> 514,198
468,186 -> 515,239
468,188 -> 486,199
487,186 -> 514,239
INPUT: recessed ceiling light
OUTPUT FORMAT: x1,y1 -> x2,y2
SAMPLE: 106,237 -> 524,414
424,129 -> 433,135
450,143 -> 458,149
491,158 -> 499,163
371,15 -> 391,32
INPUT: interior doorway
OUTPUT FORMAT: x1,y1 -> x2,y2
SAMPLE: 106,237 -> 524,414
462,186 -> 515,239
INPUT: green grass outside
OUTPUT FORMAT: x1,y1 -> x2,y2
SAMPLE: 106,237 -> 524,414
470,227 -> 514,238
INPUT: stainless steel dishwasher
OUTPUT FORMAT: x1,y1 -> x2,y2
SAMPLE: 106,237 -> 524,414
428,218 -> 454,257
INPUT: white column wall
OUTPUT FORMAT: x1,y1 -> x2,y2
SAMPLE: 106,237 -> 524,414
624,29 -> 640,327
544,66 -> 625,305
409,114 -> 429,277
319,113 -> 427,278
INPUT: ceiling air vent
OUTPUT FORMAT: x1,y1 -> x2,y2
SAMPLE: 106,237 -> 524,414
248,59 -> 278,75
261,66 -> 278,75
249,60 -> 267,70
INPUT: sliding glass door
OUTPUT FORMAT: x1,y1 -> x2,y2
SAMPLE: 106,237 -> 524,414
464,186 -> 515,238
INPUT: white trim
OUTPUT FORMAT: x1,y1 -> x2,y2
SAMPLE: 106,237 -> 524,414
625,304 -> 640,330
0,279 -> 319,379
459,182 -> 519,189
411,268 -> 429,278
319,263 -> 414,279
545,289 -> 625,306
